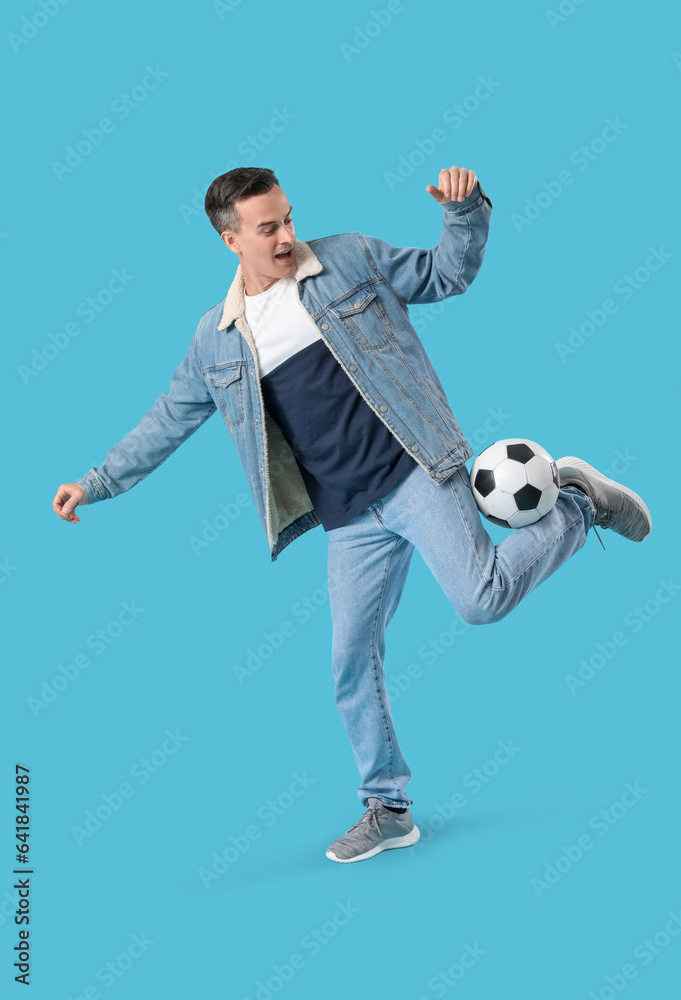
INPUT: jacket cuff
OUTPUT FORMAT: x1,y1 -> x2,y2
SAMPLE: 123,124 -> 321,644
76,469 -> 110,505
443,180 -> 492,213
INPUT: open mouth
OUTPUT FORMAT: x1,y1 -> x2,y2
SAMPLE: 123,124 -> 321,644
275,249 -> 293,262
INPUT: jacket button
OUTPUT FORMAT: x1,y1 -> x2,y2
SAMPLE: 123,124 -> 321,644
320,322 -> 329,330
349,364 -> 357,372
380,405 -> 388,412
435,471 -> 442,478
411,444 -> 419,453
255,419 -> 259,424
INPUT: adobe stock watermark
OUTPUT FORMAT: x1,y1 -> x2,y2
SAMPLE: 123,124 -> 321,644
409,300 -> 446,336
232,579 -> 329,684
599,448 -> 638,482
197,771 -> 316,888
27,600 -> 145,717
554,245 -> 672,362
467,406 -> 512,453
64,931 -> 154,999
564,577 -> 679,695
530,780 -> 648,898
241,900 -> 359,1000
511,116 -> 628,233
0,557 -> 18,585
409,739 -> 522,854
17,268 -> 135,385
70,730 -> 189,846
414,943 -> 486,999
188,491 -> 252,555
213,0 -> 244,17
587,908 -> 681,1000
396,298 -> 506,344
340,0 -> 420,63
0,884 -> 24,931
51,66 -> 170,181
8,0 -> 73,54
386,612 -> 473,704
177,107 -> 296,224
384,74 -> 502,192
545,0 -> 591,31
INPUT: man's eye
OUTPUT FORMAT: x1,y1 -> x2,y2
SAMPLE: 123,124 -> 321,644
265,220 -> 291,235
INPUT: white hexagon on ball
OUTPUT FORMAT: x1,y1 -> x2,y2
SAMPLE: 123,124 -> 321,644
494,458 -> 527,494
525,454 -> 554,490
487,490 -> 519,522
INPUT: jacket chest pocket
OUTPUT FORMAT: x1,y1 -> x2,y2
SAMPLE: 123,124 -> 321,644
329,285 -> 394,350
202,363 -> 245,426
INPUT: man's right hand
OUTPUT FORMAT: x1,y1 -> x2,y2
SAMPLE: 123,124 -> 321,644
53,483 -> 88,523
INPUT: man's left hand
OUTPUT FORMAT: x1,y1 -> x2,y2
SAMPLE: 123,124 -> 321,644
426,166 -> 477,204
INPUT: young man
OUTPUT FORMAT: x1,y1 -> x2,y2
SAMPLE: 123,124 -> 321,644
53,165 -> 651,865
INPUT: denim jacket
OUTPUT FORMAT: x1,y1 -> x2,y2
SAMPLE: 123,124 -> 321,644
77,181 -> 493,561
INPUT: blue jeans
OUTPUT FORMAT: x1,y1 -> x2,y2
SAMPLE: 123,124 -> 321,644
326,460 -> 596,809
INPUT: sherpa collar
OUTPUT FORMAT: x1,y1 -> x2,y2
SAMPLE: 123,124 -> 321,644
217,239 -> 324,330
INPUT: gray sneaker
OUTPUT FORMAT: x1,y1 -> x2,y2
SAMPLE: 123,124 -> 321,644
326,798 -> 420,864
556,456 -> 652,542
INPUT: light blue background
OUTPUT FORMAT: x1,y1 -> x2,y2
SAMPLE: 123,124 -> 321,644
2,0 -> 680,997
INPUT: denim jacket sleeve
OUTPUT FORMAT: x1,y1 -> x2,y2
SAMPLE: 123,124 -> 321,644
362,181 -> 492,306
76,331 -> 217,504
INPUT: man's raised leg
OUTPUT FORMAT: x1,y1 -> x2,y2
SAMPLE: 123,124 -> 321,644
378,462 -> 596,625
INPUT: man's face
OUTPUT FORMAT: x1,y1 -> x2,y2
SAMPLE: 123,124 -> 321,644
221,185 -> 296,294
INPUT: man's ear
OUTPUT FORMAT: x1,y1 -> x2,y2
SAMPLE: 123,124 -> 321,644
221,231 -> 239,253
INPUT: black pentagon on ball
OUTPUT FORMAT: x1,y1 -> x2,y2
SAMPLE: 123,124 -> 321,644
506,443 -> 535,464
486,513 -> 512,528
474,468 -> 496,498
514,484 -> 543,511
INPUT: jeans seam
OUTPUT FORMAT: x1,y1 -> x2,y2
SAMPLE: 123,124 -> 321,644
370,535 -> 401,786
497,512 -> 587,589
449,469 -> 487,582
371,502 -> 392,531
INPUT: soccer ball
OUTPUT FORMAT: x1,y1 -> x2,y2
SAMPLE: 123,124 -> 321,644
470,438 -> 560,528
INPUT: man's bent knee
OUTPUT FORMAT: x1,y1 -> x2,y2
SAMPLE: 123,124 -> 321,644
456,599 -> 510,626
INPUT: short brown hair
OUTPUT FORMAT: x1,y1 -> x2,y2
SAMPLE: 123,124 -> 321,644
204,166 -> 280,235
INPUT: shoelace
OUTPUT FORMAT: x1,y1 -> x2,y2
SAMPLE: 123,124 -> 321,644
592,524 -> 606,550
347,804 -> 383,837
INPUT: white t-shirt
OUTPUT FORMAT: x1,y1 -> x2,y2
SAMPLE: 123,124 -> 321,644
243,275 -> 322,377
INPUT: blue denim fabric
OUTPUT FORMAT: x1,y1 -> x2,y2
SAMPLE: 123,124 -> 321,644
326,461 -> 596,809
76,182 -> 493,561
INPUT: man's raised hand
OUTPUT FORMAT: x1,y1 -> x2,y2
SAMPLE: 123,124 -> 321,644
53,483 -> 88,523
426,166 -> 477,205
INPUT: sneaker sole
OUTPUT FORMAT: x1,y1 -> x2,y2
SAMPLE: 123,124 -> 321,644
325,824 -> 421,864
557,456 -> 652,541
